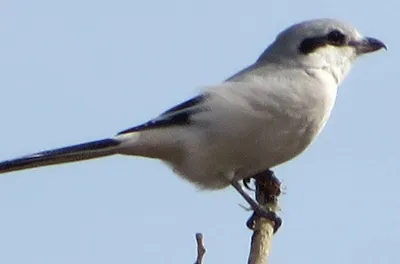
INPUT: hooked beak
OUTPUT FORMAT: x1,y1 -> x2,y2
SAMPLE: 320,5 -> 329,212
351,37 -> 387,55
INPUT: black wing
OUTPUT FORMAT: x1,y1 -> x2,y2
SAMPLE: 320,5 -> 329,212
117,95 -> 207,135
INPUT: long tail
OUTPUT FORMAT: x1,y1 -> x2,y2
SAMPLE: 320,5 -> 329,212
0,138 -> 122,174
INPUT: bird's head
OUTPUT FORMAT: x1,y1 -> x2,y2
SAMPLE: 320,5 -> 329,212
259,19 -> 386,84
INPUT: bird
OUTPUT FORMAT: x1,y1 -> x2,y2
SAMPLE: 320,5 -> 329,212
0,18 -> 386,224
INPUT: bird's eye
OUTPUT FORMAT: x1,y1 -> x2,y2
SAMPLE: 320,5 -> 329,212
326,30 -> 346,46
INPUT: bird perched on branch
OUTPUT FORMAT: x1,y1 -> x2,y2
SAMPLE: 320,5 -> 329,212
0,19 -> 386,223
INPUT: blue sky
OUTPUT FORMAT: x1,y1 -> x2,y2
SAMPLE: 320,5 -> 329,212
0,0 -> 398,263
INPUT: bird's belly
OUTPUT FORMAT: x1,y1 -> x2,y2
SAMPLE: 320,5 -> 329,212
168,117 -> 323,190
258,120 -> 321,166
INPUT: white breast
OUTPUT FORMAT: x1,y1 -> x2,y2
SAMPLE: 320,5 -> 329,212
166,69 -> 339,190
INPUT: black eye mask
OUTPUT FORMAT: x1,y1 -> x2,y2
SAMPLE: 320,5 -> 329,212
298,30 -> 347,54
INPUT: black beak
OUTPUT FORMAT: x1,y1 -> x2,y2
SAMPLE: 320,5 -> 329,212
351,37 -> 387,54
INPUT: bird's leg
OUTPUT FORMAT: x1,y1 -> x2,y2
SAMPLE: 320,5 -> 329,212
230,171 -> 282,233
245,169 -> 282,232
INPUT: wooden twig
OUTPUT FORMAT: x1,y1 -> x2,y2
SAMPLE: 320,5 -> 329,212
247,170 -> 282,264
194,233 -> 206,264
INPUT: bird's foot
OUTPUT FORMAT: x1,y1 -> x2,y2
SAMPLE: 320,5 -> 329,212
233,169 -> 282,233
231,176 -> 282,233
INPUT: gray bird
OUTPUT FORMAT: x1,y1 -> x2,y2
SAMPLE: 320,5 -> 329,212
0,19 -> 386,223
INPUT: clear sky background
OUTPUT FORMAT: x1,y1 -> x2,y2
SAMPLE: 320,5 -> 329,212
0,0 -> 397,263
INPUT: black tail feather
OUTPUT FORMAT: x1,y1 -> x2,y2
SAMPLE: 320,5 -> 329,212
0,138 -> 121,174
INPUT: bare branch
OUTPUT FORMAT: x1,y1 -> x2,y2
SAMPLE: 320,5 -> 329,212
247,217 -> 275,264
247,170 -> 282,264
194,233 -> 206,264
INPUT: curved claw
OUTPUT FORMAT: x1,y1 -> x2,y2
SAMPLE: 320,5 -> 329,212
243,178 -> 255,191
246,211 -> 282,233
